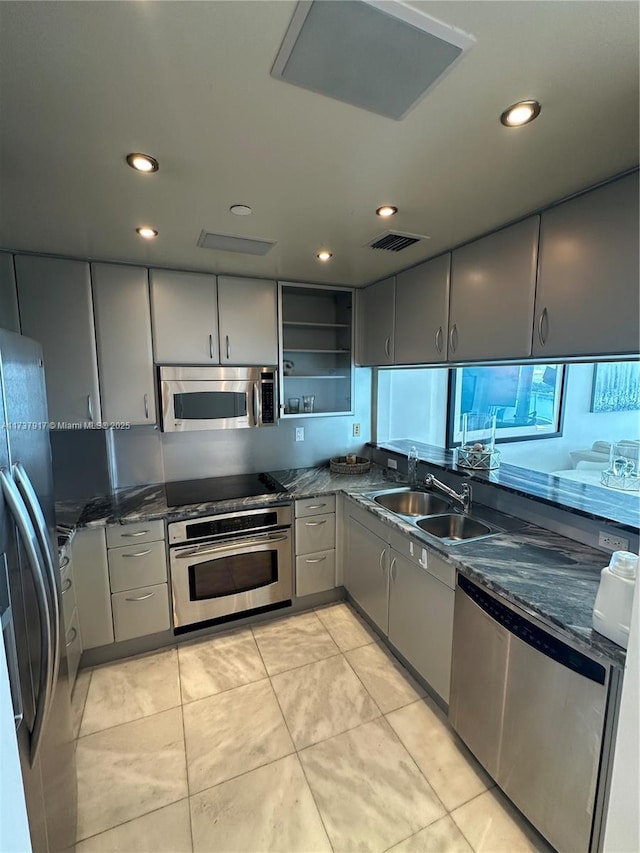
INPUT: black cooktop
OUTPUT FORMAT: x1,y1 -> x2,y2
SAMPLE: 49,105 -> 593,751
164,472 -> 287,507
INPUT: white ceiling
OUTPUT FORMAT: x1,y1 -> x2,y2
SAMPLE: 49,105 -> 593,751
0,1 -> 638,287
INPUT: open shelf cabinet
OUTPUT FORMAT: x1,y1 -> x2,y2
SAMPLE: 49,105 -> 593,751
278,282 -> 354,417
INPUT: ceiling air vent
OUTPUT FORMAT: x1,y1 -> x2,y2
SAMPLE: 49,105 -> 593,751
272,1 -> 475,120
197,230 -> 276,256
366,231 -> 429,252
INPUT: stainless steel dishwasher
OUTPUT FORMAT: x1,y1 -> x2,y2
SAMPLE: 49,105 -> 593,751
449,575 -> 621,853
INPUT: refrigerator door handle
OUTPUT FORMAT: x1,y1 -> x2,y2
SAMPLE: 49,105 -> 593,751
12,462 -> 61,705
0,468 -> 54,766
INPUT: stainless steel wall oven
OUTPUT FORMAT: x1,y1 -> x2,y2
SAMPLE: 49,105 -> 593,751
168,505 -> 292,629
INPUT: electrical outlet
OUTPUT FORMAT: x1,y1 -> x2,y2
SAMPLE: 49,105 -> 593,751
598,531 -> 629,551
295,427 -> 304,442
387,458 -> 398,470
352,422 -> 361,437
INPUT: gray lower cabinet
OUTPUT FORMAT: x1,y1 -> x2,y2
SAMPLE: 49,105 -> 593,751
0,251 -> 19,333
217,276 -> 278,365
394,255 -> 450,365
150,268 -> 219,364
91,263 -> 156,425
533,171 -> 639,358
388,546 -> 454,703
357,276 -> 395,366
111,583 -> 171,643
346,513 -> 389,633
15,255 -> 101,426
449,216 -> 539,361
72,528 -> 114,650
295,497 -> 337,597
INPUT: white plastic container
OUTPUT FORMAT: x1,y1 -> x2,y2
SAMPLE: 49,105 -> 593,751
592,550 -> 638,648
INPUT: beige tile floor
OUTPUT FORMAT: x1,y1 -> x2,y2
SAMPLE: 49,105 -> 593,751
71,602 -> 553,853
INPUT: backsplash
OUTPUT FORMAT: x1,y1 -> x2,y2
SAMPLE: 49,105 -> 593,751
110,368 -> 373,488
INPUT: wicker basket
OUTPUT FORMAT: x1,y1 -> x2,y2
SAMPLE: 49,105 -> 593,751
329,456 -> 371,475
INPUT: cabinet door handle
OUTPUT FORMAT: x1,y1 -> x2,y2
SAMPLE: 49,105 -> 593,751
59,556 -> 70,571
209,334 -> 214,360
65,627 -> 77,648
379,548 -> 386,573
538,307 -> 548,346
305,556 -> 327,564
122,549 -> 152,558
125,592 -> 155,602
435,326 -> 443,353
61,578 -> 72,593
144,393 -> 149,420
304,520 -> 326,527
226,335 -> 230,360
449,324 -> 458,353
306,503 -> 327,510
384,336 -> 391,359
390,557 -> 397,582
87,394 -> 93,422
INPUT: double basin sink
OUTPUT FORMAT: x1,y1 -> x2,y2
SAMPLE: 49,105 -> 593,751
365,487 -> 504,545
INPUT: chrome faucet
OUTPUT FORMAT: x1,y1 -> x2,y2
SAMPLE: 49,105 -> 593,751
424,474 -> 472,513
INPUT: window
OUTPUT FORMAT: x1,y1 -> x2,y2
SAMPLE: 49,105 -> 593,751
447,364 -> 566,445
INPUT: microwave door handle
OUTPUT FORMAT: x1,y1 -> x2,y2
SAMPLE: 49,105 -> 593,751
253,382 -> 260,427
0,468 -> 54,766
175,532 -> 290,558
12,463 -> 61,704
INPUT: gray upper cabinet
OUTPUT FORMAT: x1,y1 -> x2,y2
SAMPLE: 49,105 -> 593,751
150,269 -> 219,364
533,172 -> 639,358
449,216 -> 539,361
91,263 -> 156,425
394,255 -> 450,364
357,275 -> 395,365
217,276 -> 278,365
0,252 -> 20,333
15,255 -> 101,425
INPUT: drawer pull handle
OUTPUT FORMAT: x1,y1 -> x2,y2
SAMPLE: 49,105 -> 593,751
61,578 -> 72,593
59,556 -> 70,570
125,592 -> 155,602
306,504 -> 327,510
121,530 -> 150,538
65,628 -> 77,647
122,549 -> 153,558
305,556 -> 327,563
305,520 -> 327,527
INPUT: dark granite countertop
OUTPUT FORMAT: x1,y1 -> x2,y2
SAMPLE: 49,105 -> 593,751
55,463 -> 626,668
371,440 -> 640,530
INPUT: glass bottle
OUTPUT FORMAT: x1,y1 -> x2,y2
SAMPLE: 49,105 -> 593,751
408,445 -> 419,486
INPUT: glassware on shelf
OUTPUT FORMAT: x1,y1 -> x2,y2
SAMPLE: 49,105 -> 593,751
455,412 -> 500,470
302,395 -> 315,413
287,397 -> 300,414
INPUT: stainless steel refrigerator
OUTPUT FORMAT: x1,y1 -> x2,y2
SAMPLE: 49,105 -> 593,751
0,329 -> 77,852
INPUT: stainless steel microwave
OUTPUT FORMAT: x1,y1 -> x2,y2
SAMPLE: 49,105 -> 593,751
159,366 -> 277,432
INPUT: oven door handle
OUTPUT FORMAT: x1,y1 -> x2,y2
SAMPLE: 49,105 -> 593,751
174,532 -> 290,558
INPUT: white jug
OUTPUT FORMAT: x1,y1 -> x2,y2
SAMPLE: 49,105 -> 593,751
592,550 -> 638,649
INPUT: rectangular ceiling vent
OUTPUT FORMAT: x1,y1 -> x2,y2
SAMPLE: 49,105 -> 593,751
366,231 -> 429,252
197,230 -> 276,256
272,1 -> 475,120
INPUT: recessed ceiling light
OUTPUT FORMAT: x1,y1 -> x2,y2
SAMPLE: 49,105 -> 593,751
230,204 -> 253,216
317,250 -> 333,262
136,226 -> 158,239
126,153 -> 159,173
376,205 -> 398,218
500,100 -> 541,127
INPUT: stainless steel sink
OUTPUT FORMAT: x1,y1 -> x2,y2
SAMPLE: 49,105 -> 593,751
416,513 -> 498,542
373,490 -> 451,517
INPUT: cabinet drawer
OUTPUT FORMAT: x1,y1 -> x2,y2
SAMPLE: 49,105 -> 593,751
296,549 -> 336,597
60,556 -> 77,631
64,609 -> 82,692
106,519 -> 164,548
295,513 -> 335,555
111,583 -> 171,643
108,539 -> 167,593
296,495 -> 336,518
